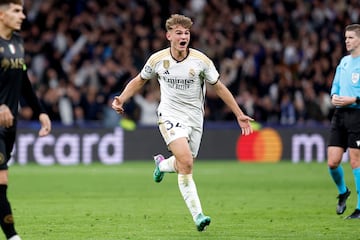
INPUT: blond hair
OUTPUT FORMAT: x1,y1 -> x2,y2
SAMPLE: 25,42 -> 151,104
0,0 -> 22,5
345,24 -> 360,37
165,14 -> 193,31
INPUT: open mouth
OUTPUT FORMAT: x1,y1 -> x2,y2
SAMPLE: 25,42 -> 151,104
180,41 -> 187,46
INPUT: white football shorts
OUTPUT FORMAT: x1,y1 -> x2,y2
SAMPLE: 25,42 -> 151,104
158,115 -> 203,158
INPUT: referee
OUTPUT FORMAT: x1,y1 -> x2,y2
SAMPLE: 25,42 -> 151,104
328,24 -> 360,219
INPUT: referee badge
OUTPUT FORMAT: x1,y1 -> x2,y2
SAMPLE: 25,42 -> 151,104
163,60 -> 170,69
352,73 -> 359,84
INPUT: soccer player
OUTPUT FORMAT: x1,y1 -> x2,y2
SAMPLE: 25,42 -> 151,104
112,14 -> 253,231
328,23 -> 360,219
0,0 -> 51,239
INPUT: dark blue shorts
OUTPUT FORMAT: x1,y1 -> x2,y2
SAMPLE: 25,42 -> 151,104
328,108 -> 360,150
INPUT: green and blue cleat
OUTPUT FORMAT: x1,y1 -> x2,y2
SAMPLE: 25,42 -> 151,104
195,213 -> 211,231
153,154 -> 165,183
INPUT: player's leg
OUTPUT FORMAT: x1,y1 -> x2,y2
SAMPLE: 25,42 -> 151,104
0,132 -> 20,240
327,146 -> 348,194
169,135 -> 210,231
159,155 -> 176,173
0,170 -> 19,240
169,137 -> 200,215
345,149 -> 360,218
154,116 -> 186,183
327,111 -> 350,215
156,117 -> 210,230
344,110 -> 360,219
328,146 -> 350,215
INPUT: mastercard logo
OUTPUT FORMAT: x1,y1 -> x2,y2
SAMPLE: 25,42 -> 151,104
236,128 -> 282,162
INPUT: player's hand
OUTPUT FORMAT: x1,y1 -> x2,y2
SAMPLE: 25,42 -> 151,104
237,115 -> 254,136
38,113 -> 51,137
332,95 -> 355,106
0,104 -> 14,128
112,96 -> 125,114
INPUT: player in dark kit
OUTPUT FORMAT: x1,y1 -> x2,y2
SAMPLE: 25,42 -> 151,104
0,0 -> 51,239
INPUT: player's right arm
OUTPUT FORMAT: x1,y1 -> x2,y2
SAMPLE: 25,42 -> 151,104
112,74 -> 149,114
330,64 -> 341,98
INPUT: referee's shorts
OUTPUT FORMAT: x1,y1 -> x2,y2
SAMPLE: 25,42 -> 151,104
328,108 -> 360,150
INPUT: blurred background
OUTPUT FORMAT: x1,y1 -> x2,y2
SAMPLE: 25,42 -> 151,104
19,0 -> 360,128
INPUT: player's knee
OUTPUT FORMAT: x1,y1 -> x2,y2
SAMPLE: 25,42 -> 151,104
176,159 -> 193,174
327,160 -> 340,169
349,158 -> 360,169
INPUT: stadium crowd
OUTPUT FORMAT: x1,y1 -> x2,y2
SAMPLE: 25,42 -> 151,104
18,0 -> 360,127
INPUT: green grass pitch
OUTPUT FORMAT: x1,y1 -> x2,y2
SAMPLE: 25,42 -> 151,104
6,161 -> 359,240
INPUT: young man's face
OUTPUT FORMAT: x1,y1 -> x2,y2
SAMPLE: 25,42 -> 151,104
0,3 -> 26,31
345,30 -> 360,53
166,25 -> 190,52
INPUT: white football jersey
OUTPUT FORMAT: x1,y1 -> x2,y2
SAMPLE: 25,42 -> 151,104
140,47 -> 219,126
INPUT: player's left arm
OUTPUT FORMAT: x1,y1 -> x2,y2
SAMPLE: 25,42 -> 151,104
21,69 -> 51,136
211,80 -> 254,135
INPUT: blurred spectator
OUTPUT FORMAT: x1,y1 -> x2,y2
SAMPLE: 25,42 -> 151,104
19,0 -> 360,127
133,88 -> 160,126
255,95 -> 279,124
280,93 -> 296,125
103,94 -> 121,128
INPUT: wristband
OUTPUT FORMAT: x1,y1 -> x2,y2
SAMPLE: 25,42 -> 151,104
356,96 -> 360,104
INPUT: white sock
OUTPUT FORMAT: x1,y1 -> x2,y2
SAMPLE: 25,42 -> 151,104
8,235 -> 21,240
178,174 -> 202,222
159,156 -> 176,173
